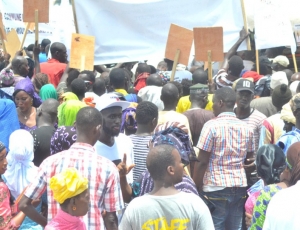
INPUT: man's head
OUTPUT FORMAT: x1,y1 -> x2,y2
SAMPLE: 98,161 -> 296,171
228,55 -> 244,80
147,144 -> 183,184
100,71 -> 110,92
157,61 -> 168,71
11,56 -> 29,77
272,55 -> 289,71
252,56 -> 272,76
50,42 -> 67,63
189,83 -> 209,109
95,93 -> 130,137
78,70 -> 96,92
160,83 -> 179,109
36,99 -> 59,126
272,84 -> 292,111
66,69 -> 80,88
109,68 -> 127,91
135,63 -> 151,79
291,72 -> 300,83
41,39 -> 51,53
212,87 -> 236,116
146,73 -> 163,86
76,107 -> 102,145
289,93 -> 300,122
93,78 -> 106,97
71,78 -> 86,100
136,101 -> 158,132
235,79 -> 255,109
192,68 -> 208,84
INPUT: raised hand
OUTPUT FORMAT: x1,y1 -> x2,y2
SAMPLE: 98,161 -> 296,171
117,153 -> 135,178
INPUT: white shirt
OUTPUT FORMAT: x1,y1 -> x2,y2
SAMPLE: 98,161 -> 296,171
94,133 -> 134,184
263,180 -> 300,230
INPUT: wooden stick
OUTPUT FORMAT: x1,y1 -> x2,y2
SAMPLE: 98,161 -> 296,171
35,10 -> 39,43
292,53 -> 298,73
20,23 -> 31,50
240,0 -> 251,50
170,49 -> 180,81
207,50 -> 213,83
256,49 -> 260,74
80,55 -> 85,71
71,0 -> 79,33
0,32 -> 6,54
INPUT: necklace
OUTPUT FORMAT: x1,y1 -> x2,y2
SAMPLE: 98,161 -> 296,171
19,108 -> 34,120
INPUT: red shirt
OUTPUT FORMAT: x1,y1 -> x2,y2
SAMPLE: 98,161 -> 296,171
40,59 -> 67,87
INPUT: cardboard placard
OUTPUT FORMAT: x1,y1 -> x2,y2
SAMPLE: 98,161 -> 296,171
165,24 -> 193,66
0,13 -> 7,41
23,0 -> 49,23
4,29 -> 21,56
69,33 -> 95,71
193,27 -> 224,61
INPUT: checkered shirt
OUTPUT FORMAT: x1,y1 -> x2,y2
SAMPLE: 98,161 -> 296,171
25,142 -> 124,229
197,112 -> 254,187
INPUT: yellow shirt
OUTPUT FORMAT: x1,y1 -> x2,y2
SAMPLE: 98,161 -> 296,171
176,94 -> 213,113
114,88 -> 128,96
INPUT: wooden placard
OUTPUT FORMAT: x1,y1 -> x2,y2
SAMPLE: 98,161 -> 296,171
0,13 -> 7,41
69,33 -> 95,71
193,27 -> 224,62
23,0 -> 49,23
4,29 -> 21,56
165,24 -> 193,66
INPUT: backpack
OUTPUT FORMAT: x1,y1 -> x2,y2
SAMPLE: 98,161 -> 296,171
254,75 -> 271,97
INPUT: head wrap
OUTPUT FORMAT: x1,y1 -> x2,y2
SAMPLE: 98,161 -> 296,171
57,100 -> 86,127
289,81 -> 300,96
50,168 -> 88,204
256,144 -> 286,185
4,130 -> 37,199
286,142 -> 300,186
280,103 -> 296,125
242,71 -> 263,83
121,106 -> 137,133
0,141 -> 5,153
0,99 -> 20,149
39,84 -> 58,100
0,68 -> 14,86
13,77 -> 42,108
151,122 -> 196,166
270,71 -> 288,89
271,84 -> 292,109
50,126 -> 77,155
289,93 -> 300,112
58,92 -> 79,104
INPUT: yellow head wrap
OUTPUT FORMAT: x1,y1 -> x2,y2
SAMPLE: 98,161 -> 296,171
50,168 -> 88,204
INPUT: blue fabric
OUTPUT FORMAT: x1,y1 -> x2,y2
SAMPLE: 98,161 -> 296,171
19,201 -> 43,230
0,99 -> 20,149
202,187 -> 247,230
0,87 -> 14,100
124,93 -> 138,102
39,53 -> 47,63
276,128 -> 300,155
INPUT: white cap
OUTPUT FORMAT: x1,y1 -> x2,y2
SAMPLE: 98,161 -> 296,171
272,55 -> 289,67
95,93 -> 130,111
270,71 -> 288,89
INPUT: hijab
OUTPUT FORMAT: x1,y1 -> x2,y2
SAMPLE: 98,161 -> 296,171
4,130 -> 37,199
57,100 -> 86,127
40,84 -> 58,100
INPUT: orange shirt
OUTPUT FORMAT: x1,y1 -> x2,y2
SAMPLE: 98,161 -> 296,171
40,59 -> 67,88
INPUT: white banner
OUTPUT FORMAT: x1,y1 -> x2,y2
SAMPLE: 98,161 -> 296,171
75,0 -> 247,65
254,0 -> 296,53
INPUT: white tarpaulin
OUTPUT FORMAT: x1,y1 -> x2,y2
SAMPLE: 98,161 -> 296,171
75,0 -> 248,65
254,0 -> 296,53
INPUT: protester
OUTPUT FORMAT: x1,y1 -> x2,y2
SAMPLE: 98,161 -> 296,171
39,39 -> 51,63
58,92 -> 79,104
50,126 -> 77,155
109,68 -> 129,96
39,84 -> 58,100
19,107 -> 124,229
0,68 -> 15,87
183,83 -> 215,145
259,84 -> 292,145
31,99 -> 59,166
70,78 -> 86,101
263,142 -> 300,230
177,68 -> 213,113
272,55 -> 290,72
157,61 -> 168,71
11,56 -> 28,84
32,73 -> 49,94
134,63 -> 151,93
129,101 -> 158,180
119,144 -> 214,230
56,68 -> 80,96
78,70 -> 96,92
290,72 -> 300,83
57,100 -> 86,127
45,168 -> 89,230
157,83 -> 192,139
40,42 -> 67,87
93,78 -> 106,97
193,87 -> 255,230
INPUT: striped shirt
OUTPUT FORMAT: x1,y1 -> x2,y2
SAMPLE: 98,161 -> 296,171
129,134 -> 152,181
197,112 -> 254,187
25,142 -> 124,229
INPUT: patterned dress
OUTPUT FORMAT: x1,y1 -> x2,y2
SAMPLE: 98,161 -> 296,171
250,184 -> 282,230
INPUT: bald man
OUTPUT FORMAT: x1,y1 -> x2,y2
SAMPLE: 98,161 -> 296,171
11,56 -> 28,85
157,83 -> 192,139
40,42 -> 67,87
146,73 -> 163,86
290,72 -> 300,83
177,68 -> 214,113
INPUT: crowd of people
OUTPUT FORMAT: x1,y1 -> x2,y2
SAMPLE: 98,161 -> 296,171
0,27 -> 300,230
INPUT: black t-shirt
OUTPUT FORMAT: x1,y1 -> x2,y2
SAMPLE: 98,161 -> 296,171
30,126 -> 56,166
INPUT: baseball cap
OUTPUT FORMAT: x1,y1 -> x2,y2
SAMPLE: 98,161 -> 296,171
270,71 -> 288,89
272,55 -> 289,68
95,93 -> 130,111
290,93 -> 300,112
235,79 -> 254,93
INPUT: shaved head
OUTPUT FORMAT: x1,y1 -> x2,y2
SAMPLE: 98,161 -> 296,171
291,72 -> 300,83
146,73 -> 163,86
39,99 -> 59,123
192,68 -> 208,84
50,42 -> 67,63
161,83 -> 179,106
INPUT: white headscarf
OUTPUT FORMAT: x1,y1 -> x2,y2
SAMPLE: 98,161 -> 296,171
4,130 -> 37,199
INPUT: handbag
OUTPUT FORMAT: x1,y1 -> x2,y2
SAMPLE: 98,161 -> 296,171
198,192 -> 216,213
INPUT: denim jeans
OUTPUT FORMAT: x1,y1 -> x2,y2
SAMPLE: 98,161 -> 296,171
202,187 -> 247,230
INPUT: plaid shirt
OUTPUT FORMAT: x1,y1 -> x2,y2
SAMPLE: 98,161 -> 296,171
25,142 -> 124,229
197,112 -> 254,187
